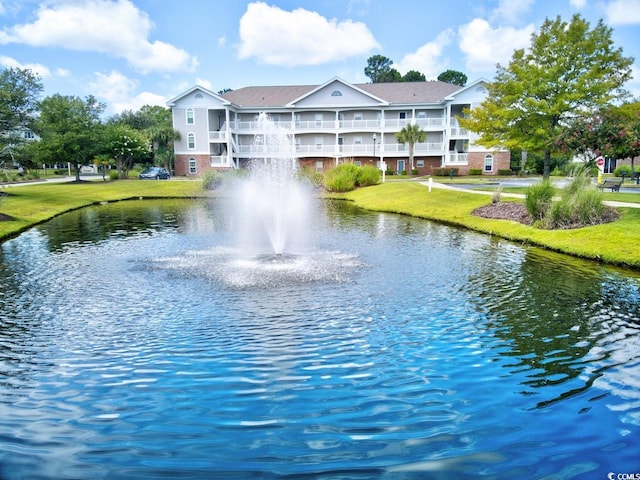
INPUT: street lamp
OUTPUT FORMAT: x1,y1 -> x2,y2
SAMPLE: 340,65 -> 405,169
372,133 -> 377,161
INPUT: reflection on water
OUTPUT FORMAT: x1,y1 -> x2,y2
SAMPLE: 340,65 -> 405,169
0,199 -> 639,479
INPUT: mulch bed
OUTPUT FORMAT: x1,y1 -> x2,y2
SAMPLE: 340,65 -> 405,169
472,201 -> 620,229
472,202 -> 534,225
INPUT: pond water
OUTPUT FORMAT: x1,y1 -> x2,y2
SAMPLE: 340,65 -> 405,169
0,199 -> 639,479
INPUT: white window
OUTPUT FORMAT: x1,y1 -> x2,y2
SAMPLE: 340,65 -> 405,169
354,112 -> 363,121
354,136 -> 362,145
417,160 -> 424,168
338,137 -> 344,152
331,90 -> 342,96
187,133 -> 196,149
315,161 -> 323,173
315,113 -> 323,127
189,158 -> 197,174
315,137 -> 323,151
186,108 -> 194,125
484,154 -> 493,172
354,160 -> 362,166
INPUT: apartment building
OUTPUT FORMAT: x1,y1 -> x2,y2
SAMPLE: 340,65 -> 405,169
167,77 -> 509,177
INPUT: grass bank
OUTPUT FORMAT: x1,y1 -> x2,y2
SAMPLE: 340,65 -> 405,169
2,179 -> 640,270
331,182 -> 640,270
0,179 -> 203,241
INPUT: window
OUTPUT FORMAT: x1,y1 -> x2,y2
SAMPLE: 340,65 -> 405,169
354,112 -> 363,121
354,160 -> 362,166
484,154 -> 493,172
187,133 -> 196,149
24,131 -> 35,139
417,160 -> 424,168
315,113 -> 323,127
189,158 -> 197,174
186,108 -> 194,125
331,90 -> 342,96
315,137 -> 323,151
354,136 -> 362,145
195,93 -> 203,99
315,161 -> 323,173
338,136 -> 344,152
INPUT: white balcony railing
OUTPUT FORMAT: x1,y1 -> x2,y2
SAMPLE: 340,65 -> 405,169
209,131 -> 228,142
447,153 -> 468,164
210,155 -> 229,166
450,127 -> 468,136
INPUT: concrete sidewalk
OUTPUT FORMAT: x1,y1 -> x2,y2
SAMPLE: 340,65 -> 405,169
419,180 -> 640,209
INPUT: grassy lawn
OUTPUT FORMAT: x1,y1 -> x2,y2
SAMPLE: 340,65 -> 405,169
0,179 -> 204,240
2,178 -> 640,270
331,182 -> 640,269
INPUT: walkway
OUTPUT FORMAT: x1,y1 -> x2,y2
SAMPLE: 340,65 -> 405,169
419,179 -> 640,209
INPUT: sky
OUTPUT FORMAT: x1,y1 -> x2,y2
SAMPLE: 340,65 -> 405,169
1,0 -> 639,116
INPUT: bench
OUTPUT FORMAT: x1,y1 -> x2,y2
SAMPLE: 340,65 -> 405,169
598,178 -> 623,192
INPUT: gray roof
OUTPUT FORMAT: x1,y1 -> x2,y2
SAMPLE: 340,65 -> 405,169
221,80 -> 462,108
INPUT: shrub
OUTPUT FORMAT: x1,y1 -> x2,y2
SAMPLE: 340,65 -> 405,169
357,165 -> 381,186
498,169 -> 513,176
525,180 -> 555,221
613,164 -> 632,177
469,168 -> 482,175
323,164 -> 360,192
108,170 -> 119,181
297,166 -> 323,187
432,167 -> 459,176
411,169 -> 419,176
202,169 -> 224,190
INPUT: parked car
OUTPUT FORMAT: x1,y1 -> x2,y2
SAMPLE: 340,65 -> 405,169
139,167 -> 170,180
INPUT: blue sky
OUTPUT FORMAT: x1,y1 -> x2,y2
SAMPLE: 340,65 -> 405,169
1,0 -> 639,116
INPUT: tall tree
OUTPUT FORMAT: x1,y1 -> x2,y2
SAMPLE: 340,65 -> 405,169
395,123 -> 426,171
105,123 -> 150,179
33,94 -> 105,181
0,67 -> 43,159
437,70 -> 467,86
364,55 -> 395,83
403,70 -> 426,82
460,14 -> 633,178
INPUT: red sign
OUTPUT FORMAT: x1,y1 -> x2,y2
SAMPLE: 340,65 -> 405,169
596,156 -> 604,167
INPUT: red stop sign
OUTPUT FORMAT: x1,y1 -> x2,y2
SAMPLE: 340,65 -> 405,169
596,157 -> 604,167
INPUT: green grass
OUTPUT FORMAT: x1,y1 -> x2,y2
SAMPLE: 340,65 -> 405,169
0,179 -> 203,240
331,182 -> 640,269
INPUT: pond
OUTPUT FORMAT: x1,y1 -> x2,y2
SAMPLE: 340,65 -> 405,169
0,198 -> 639,479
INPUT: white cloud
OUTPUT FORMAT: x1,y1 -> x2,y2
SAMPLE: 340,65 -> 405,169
491,0 -> 534,24
458,18 -> 534,73
195,78 -> 213,91
238,2 -> 380,66
0,0 -> 196,74
0,54 -> 61,78
218,35 -> 226,47
570,0 -> 587,8
605,0 -> 640,25
88,70 -> 166,114
394,30 -> 454,79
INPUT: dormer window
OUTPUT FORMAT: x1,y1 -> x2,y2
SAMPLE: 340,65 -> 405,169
331,90 -> 342,96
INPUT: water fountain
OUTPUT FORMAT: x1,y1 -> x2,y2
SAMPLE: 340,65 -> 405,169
161,113 -> 363,288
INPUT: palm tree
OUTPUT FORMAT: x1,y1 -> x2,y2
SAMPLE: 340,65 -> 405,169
395,123 -> 426,173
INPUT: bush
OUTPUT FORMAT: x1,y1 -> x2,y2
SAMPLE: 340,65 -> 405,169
202,169 -> 224,190
297,166 -> 323,187
498,169 -> 513,176
411,169 -> 419,176
357,165 -> 381,186
525,180 -> 555,221
323,164 -> 360,192
108,170 -> 119,181
432,167 -> 459,176
469,169 -> 482,175
613,164 -> 632,177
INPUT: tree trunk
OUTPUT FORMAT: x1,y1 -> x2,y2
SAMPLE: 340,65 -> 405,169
543,149 -> 551,179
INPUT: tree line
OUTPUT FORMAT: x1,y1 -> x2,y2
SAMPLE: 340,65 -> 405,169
364,54 -> 467,86
0,67 -> 177,181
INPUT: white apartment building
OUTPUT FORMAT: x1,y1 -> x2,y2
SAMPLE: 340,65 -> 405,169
167,77 -> 509,177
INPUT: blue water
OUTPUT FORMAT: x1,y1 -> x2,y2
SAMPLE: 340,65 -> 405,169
0,199 -> 639,479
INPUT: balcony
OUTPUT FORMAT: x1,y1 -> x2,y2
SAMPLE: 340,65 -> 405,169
209,131 -> 228,142
210,156 -> 230,166
447,153 -> 468,164
450,127 -> 468,137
